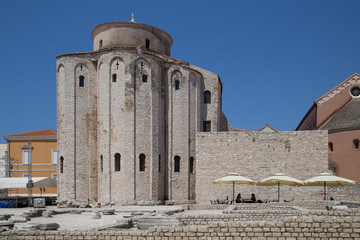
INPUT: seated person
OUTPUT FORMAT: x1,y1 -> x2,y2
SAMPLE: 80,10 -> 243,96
251,193 -> 256,202
235,193 -> 242,203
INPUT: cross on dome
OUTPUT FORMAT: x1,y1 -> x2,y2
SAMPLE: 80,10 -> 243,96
130,13 -> 136,23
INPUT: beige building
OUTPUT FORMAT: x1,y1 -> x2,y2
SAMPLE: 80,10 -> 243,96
57,19 -> 336,206
3,129 -> 57,198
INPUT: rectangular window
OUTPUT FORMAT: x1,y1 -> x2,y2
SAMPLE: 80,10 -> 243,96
203,121 -> 211,132
142,75 -> 148,83
52,150 -> 58,164
79,76 -> 84,87
22,150 -> 29,164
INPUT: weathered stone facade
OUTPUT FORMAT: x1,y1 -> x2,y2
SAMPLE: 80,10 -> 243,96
196,131 -> 329,204
57,21 -> 228,205
57,20 -> 334,206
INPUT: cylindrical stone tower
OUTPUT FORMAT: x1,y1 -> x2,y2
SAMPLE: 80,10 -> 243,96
57,18 -> 226,206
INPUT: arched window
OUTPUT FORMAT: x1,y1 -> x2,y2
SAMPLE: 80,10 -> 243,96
189,157 -> 194,173
99,40 -> 103,49
145,39 -> 150,49
328,142 -> 334,152
114,153 -> 121,172
60,156 -> 64,174
175,80 -> 180,90
204,91 -> 211,104
139,154 -> 146,171
174,156 -> 180,172
100,155 -> 103,172
353,139 -> 359,150
79,75 -> 85,87
112,74 -> 117,82
158,155 -> 161,173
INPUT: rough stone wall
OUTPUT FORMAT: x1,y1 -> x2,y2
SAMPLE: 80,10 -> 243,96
57,55 -> 97,205
2,211 -> 360,239
196,131 -> 329,204
166,67 -> 202,201
57,44 -> 224,204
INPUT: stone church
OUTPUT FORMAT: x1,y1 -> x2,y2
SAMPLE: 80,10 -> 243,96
57,18 -> 340,205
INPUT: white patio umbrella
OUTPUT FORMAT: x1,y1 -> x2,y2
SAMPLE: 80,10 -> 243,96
304,172 -> 356,200
256,173 -> 304,202
212,173 -> 256,204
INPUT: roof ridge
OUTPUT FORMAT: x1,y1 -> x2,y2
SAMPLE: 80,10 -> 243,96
315,72 -> 360,105
5,129 -> 57,137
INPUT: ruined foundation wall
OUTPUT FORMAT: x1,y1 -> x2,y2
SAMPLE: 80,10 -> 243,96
2,211 -> 360,240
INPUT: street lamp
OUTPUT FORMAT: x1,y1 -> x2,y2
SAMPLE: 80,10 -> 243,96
20,142 -> 33,207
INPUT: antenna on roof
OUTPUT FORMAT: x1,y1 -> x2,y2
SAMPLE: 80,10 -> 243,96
130,13 -> 136,23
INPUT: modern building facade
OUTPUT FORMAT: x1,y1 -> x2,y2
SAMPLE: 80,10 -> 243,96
3,129 -> 58,197
297,73 -> 360,182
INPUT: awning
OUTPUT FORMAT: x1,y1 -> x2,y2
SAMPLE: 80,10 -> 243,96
0,177 -> 57,189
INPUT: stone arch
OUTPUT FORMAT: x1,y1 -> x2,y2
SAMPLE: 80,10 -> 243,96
56,64 -> 65,73
171,70 -> 182,90
74,63 -> 89,88
110,57 -> 124,83
114,153 -> 121,172
204,90 -> 211,104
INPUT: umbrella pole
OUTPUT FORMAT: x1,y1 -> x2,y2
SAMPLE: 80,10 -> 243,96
232,182 -> 235,204
278,182 -> 280,202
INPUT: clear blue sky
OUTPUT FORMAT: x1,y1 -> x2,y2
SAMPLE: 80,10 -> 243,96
1,0 -> 360,142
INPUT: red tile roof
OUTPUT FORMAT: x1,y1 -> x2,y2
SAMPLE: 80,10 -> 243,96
6,129 -> 57,137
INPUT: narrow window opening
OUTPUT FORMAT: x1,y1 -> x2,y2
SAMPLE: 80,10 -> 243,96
175,80 -> 180,90
174,156 -> 180,172
189,157 -> 194,173
139,154 -> 146,171
112,74 -> 117,82
353,139 -> 359,150
52,150 -> 58,164
203,121 -> 211,132
100,155 -> 103,172
114,153 -> 121,172
142,74 -> 148,83
328,142 -> 334,152
79,75 -> 85,87
158,155 -> 161,173
60,156 -> 64,174
99,40 -> 103,49
145,39 -> 150,49
204,91 -> 211,104
22,150 -> 29,164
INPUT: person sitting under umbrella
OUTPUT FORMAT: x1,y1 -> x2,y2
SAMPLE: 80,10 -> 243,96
251,193 -> 256,203
236,193 -> 242,203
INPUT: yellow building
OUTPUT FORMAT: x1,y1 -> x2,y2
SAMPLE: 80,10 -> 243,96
4,129 -> 57,198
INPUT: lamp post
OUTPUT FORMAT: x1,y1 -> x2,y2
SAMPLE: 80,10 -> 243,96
21,142 -> 33,207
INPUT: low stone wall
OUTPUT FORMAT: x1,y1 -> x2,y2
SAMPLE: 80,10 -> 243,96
186,200 -> 329,211
2,215 -> 360,239
178,208 -> 360,225
2,208 -> 360,240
